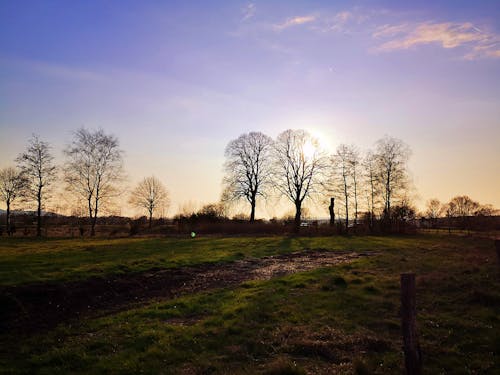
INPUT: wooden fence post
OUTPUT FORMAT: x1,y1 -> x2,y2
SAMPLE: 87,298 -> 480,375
495,240 -> 500,268
401,273 -> 422,375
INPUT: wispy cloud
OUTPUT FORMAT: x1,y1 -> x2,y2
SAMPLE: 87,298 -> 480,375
308,7 -> 390,35
234,8 -> 373,36
273,15 -> 316,31
372,23 -> 410,38
323,11 -> 353,33
0,57 -> 104,81
373,22 -> 500,59
241,3 -> 256,21
321,10 -> 371,33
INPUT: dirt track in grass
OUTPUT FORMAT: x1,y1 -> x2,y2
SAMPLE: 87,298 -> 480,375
0,249 -> 376,335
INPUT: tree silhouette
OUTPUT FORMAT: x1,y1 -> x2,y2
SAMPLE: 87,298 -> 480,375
448,195 -> 479,230
362,150 -> 379,230
16,135 -> 57,237
0,167 -> 27,236
63,128 -> 124,236
328,144 -> 360,233
222,132 -> 273,222
129,176 -> 169,228
273,129 -> 327,229
374,136 -> 411,221
425,198 -> 444,228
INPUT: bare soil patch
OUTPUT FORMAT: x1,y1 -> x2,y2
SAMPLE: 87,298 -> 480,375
0,249 -> 374,335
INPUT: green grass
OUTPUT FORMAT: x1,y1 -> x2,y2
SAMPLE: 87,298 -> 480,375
0,234 -> 455,286
1,234 -> 499,374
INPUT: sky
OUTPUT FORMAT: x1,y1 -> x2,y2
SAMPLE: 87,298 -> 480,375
1,0 -> 499,217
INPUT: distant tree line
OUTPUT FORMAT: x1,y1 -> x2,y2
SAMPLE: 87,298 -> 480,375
1,128 -> 498,237
423,195 -> 498,231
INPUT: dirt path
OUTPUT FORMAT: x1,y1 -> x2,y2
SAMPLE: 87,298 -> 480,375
0,249 -> 375,335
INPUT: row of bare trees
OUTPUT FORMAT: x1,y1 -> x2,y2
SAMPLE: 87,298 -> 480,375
221,130 -> 412,232
424,196 -> 497,229
0,136 -> 57,236
2,128 -> 495,236
1,129 -> 170,236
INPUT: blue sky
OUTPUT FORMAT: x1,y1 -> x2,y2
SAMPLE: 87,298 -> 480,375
1,0 -> 499,216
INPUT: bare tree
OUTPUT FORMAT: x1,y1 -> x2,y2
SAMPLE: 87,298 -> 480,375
0,167 -> 27,236
16,135 -> 57,237
198,202 -> 227,220
129,176 -> 169,227
449,195 -> 479,218
448,195 -> 479,231
63,128 -> 124,236
362,150 -> 379,230
374,136 -> 411,221
222,132 -> 273,222
330,144 -> 352,232
327,144 -> 360,233
474,203 -> 497,217
445,200 -> 457,234
425,198 -> 444,228
273,129 -> 326,229
349,146 -> 361,227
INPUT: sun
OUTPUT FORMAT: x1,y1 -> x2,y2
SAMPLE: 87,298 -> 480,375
302,140 -> 317,160
307,128 -> 333,153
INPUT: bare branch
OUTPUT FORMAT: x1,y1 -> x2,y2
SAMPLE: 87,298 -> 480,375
0,167 -> 28,235
16,134 -> 57,237
129,176 -> 170,227
222,132 -> 273,221
63,128 -> 124,236
273,129 -> 327,228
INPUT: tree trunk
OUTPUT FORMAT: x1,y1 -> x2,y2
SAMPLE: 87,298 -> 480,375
328,198 -> 335,226
91,217 -> 97,236
386,183 -> 391,221
87,197 -> 93,236
149,210 -> 153,228
294,200 -> 302,231
88,198 -> 93,220
344,191 -> 349,234
343,170 -> 349,234
354,192 -> 358,226
370,176 -> 375,231
37,186 -> 42,237
91,216 -> 97,236
91,197 -> 98,237
353,172 -> 358,227
250,200 -> 256,222
6,199 -> 11,236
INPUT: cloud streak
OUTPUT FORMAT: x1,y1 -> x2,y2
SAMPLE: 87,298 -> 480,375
241,3 -> 256,21
274,15 -> 316,31
373,22 -> 500,59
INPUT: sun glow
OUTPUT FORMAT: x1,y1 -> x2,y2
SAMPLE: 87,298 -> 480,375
306,128 -> 333,154
302,140 -> 317,160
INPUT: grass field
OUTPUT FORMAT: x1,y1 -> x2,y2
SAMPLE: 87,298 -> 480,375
0,234 -> 499,374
